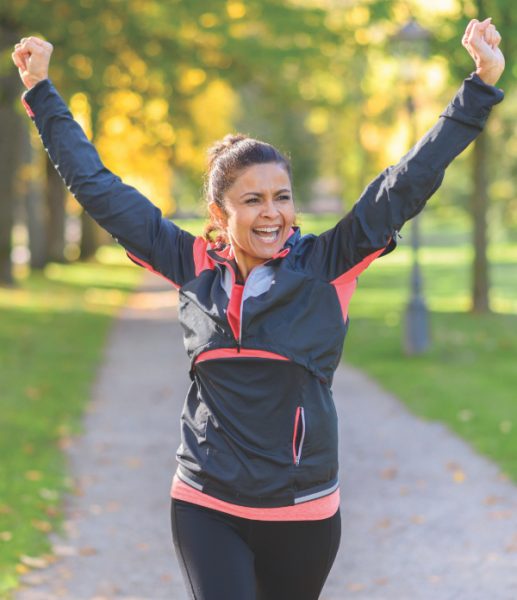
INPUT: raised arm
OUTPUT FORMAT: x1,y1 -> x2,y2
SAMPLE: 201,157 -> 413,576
305,18 -> 505,283
12,37 -> 197,288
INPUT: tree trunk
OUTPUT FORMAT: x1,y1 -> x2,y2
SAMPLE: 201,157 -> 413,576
80,211 -> 99,260
80,101 -> 100,260
471,132 -> 491,314
45,155 -> 67,263
0,25 -> 23,285
21,128 -> 47,269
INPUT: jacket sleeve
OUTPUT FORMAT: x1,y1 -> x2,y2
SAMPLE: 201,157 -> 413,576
306,73 -> 504,283
21,79 -> 197,288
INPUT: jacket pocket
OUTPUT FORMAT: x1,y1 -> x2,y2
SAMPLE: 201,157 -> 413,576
292,406 -> 306,466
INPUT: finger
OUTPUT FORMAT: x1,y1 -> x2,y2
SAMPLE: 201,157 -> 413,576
486,23 -> 497,46
11,51 -> 25,71
28,36 -> 45,46
484,25 -> 494,47
12,49 -> 28,71
19,38 -> 45,58
469,19 -> 490,49
463,19 -> 478,43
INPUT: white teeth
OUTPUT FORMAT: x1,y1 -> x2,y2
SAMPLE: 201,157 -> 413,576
254,227 -> 280,233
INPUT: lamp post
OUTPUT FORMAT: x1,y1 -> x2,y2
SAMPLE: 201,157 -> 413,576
391,18 -> 432,356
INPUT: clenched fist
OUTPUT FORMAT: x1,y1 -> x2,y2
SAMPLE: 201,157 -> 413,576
11,36 -> 53,90
462,18 -> 505,86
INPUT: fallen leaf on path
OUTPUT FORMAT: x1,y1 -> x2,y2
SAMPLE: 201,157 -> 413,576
410,515 -> 425,524
452,469 -> 466,483
31,519 -> 52,533
15,564 -> 30,575
39,488 -> 59,501
446,462 -> 466,483
20,555 -> 49,569
89,504 -> 103,515
488,510 -> 513,521
347,582 -> 366,592
374,518 -> 392,530
106,500 -> 121,512
25,470 -> 43,481
375,578 -> 389,586
484,495 -> 504,506
0,531 -> 12,541
58,437 -> 73,450
53,545 -> 77,557
504,532 -> 517,553
380,467 -> 398,480
79,546 -> 98,556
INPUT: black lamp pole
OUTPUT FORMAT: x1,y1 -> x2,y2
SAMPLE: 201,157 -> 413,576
391,18 -> 432,356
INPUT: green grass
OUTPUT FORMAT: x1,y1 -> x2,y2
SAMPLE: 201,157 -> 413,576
0,247 -> 141,596
345,241 -> 517,483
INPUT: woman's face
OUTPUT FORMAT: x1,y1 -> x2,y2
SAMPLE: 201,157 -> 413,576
211,162 -> 296,279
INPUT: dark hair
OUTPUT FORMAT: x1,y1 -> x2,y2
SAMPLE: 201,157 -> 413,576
203,133 -> 292,243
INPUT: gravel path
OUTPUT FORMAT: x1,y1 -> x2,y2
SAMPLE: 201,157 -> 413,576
15,272 -> 517,600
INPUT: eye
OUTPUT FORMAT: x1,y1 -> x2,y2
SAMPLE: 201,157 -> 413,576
245,197 -> 260,204
277,195 -> 291,201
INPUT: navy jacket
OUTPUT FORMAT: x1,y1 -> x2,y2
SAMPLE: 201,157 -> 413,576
23,74 -> 503,507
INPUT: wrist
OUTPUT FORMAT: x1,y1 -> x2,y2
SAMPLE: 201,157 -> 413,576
475,66 -> 502,86
25,75 -> 48,90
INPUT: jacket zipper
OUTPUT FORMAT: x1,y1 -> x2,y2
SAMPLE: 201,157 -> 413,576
228,247 -> 290,350
238,267 -> 257,348
292,406 -> 306,466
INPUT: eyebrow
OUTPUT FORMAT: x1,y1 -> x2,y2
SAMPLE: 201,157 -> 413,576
240,188 -> 291,198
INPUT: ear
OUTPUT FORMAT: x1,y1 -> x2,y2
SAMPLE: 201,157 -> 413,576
208,201 -> 228,230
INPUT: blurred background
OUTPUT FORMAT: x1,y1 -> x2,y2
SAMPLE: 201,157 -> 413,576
0,0 -> 516,593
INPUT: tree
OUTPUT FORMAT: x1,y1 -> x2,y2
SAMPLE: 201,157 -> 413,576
0,18 -> 24,285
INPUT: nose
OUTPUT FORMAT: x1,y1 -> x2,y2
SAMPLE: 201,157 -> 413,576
260,197 -> 279,219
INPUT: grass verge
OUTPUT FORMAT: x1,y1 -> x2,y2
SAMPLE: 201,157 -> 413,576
0,247 -> 141,596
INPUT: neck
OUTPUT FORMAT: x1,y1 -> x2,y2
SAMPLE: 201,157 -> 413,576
232,249 -> 265,282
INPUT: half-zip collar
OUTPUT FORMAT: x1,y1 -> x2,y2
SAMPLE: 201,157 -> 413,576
217,228 -> 299,350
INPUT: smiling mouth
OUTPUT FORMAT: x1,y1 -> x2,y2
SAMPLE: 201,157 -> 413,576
252,226 -> 281,244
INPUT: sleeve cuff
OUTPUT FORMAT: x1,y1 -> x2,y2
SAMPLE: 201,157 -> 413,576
440,72 -> 504,130
21,78 -> 53,118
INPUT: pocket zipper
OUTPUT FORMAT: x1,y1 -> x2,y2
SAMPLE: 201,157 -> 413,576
292,406 -> 306,466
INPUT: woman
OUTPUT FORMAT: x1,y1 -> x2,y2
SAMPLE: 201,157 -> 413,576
12,17 -> 505,600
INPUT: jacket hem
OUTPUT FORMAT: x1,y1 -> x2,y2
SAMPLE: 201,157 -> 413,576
177,465 -> 339,508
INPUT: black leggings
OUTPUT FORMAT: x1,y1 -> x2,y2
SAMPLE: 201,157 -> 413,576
170,498 -> 341,600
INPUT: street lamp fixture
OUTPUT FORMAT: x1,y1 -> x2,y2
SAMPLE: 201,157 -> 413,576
391,17 -> 432,356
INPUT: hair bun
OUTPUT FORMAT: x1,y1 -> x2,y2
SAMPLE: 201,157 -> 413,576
207,133 -> 249,168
